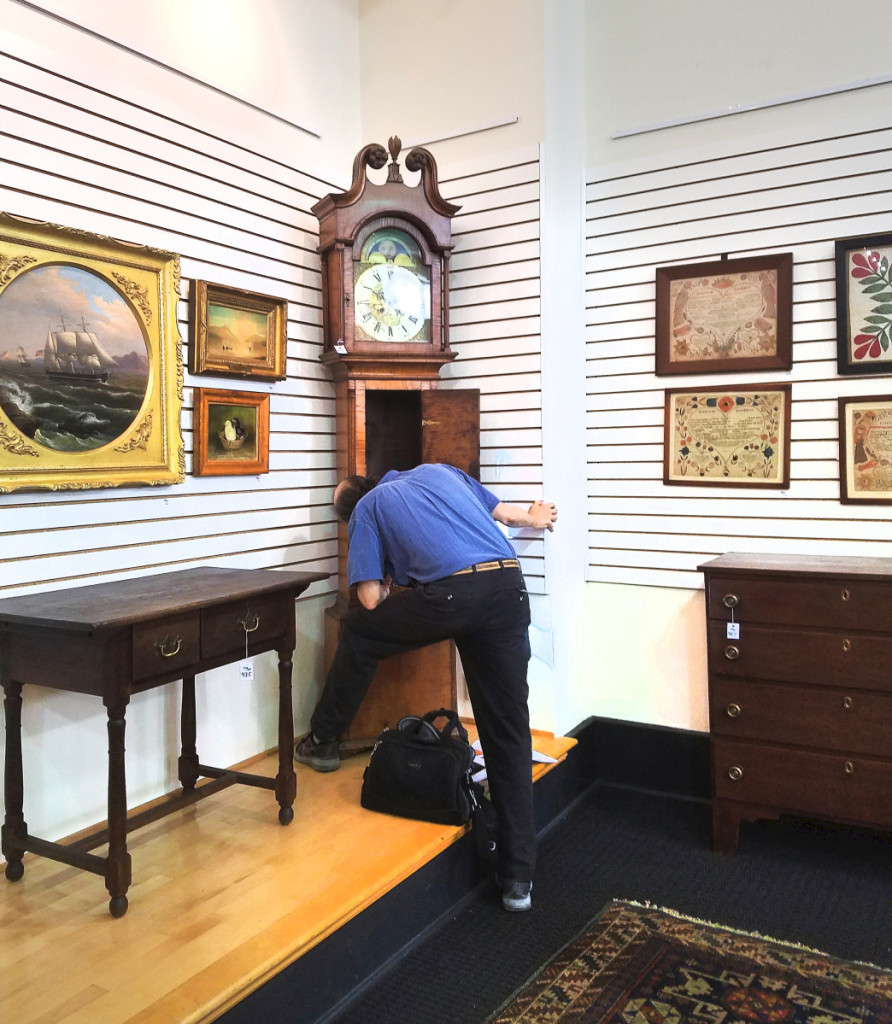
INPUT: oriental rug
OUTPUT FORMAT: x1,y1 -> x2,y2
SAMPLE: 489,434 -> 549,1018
488,900 -> 892,1024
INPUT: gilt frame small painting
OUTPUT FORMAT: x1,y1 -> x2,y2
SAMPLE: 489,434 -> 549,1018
190,281 -> 287,380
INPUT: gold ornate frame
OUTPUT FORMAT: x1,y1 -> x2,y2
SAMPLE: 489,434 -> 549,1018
190,281 -> 287,380
0,212 -> 184,492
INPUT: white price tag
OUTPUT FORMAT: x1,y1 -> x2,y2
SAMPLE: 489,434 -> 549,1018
726,622 -> 740,640
240,660 -> 254,681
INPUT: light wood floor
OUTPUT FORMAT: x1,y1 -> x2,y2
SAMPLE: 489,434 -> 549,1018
1,731 -> 574,1024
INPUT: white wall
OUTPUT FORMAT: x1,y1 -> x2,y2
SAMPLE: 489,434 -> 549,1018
584,0 -> 892,730
0,0 -> 359,838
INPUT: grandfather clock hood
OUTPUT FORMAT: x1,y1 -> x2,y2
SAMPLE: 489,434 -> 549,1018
312,136 -> 460,251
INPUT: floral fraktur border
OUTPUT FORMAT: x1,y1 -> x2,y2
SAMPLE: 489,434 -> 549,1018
835,232 -> 892,375
663,383 -> 792,488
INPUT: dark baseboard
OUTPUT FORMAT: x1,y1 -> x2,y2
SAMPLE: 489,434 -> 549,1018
216,717 -> 708,1024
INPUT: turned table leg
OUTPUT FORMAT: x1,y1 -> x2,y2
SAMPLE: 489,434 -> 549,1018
2,675 -> 26,882
178,675 -> 200,790
105,702 -> 132,917
275,646 -> 296,825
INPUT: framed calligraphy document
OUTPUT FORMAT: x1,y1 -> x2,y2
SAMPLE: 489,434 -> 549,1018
835,233 -> 892,375
664,382 -> 791,487
655,254 -> 793,376
838,395 -> 892,503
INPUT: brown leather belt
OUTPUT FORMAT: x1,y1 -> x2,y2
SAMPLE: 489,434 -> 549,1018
451,558 -> 520,576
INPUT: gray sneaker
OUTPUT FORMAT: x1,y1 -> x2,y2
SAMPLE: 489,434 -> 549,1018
294,733 -> 341,772
501,880 -> 532,912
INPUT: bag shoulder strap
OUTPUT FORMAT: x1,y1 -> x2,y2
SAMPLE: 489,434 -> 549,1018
422,708 -> 468,744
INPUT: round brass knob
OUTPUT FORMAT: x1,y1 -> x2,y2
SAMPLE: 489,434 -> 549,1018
844,761 -> 855,775
726,703 -> 742,718
842,696 -> 853,710
722,593 -> 739,609
841,638 -> 852,653
724,645 -> 740,660
727,765 -> 744,781
841,588 -> 850,602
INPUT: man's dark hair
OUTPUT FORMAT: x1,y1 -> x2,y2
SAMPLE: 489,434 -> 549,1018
334,475 -> 379,523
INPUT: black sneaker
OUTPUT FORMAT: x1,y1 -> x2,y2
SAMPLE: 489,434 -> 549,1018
501,879 -> 532,912
294,733 -> 341,772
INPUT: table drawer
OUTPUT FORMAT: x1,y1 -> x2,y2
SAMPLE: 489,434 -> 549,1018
706,574 -> 892,631
132,613 -> 200,681
709,678 -> 892,756
201,594 -> 290,660
713,738 -> 892,824
706,621 -> 892,690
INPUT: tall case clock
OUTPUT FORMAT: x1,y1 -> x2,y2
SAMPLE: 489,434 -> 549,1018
313,137 -> 480,746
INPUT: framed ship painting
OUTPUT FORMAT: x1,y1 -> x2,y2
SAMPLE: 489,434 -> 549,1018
664,382 -> 792,488
0,212 -> 184,492
835,232 -> 892,375
655,253 -> 793,376
190,281 -> 287,380
192,388 -> 269,477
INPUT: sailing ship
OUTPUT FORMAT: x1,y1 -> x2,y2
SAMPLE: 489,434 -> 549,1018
16,346 -> 28,367
44,315 -> 117,383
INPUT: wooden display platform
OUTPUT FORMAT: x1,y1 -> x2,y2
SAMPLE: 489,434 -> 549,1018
0,729 -> 575,1024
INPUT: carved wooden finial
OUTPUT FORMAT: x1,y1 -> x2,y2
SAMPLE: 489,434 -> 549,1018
387,136 -> 403,183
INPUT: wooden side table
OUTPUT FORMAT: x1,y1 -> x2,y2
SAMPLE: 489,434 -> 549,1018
0,566 -> 328,916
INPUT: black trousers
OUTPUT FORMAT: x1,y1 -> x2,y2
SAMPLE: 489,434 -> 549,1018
311,566 -> 535,882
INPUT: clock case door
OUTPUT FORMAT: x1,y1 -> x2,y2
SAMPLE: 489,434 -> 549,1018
328,387 -> 481,747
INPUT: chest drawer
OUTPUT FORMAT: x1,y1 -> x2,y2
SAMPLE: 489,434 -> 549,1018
132,613 -> 201,681
201,594 -> 291,660
712,738 -> 892,825
709,678 -> 892,756
706,621 -> 892,690
706,574 -> 892,631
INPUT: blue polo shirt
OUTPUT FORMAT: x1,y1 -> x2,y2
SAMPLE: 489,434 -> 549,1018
346,464 -> 517,586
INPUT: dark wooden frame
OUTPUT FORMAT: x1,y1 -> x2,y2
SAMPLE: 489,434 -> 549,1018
663,382 -> 792,488
655,253 -> 793,376
837,393 -> 892,503
835,232 -> 892,376
193,388 -> 269,477
190,280 -> 287,380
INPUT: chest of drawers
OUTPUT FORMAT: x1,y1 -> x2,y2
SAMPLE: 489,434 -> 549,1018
699,553 -> 892,853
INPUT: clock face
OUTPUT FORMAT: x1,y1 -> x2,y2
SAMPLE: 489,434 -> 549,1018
353,228 -> 431,343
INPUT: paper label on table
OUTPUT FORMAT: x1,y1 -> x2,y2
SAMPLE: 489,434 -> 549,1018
240,660 -> 254,680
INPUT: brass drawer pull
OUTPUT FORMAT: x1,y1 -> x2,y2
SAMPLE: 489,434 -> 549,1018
844,760 -> 855,775
724,645 -> 740,660
726,703 -> 742,718
841,638 -> 852,653
238,613 -> 260,633
154,635 -> 183,658
727,765 -> 744,781
842,696 -> 853,710
722,593 -> 739,609
841,588 -> 850,602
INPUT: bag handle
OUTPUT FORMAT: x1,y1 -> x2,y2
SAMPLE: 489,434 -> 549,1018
422,708 -> 468,744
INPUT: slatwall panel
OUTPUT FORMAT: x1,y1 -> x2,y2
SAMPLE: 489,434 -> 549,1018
586,122 -> 892,590
0,46 -> 339,599
441,152 -> 545,591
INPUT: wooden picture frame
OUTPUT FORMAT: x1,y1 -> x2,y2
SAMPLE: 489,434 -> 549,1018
838,394 -> 892,503
193,388 -> 269,477
655,253 -> 793,376
834,233 -> 892,375
0,211 -> 184,493
664,382 -> 792,488
190,281 -> 287,380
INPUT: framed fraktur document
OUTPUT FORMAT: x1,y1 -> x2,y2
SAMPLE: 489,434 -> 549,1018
838,394 -> 892,503
664,382 -> 791,487
655,254 -> 793,376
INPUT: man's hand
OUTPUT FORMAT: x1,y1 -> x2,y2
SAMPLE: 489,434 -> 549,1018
357,575 -> 392,610
528,500 -> 557,532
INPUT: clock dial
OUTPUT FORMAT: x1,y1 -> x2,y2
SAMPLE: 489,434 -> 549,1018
354,263 -> 430,342
353,227 -> 431,343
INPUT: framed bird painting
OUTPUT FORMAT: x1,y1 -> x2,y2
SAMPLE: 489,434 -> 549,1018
193,388 -> 269,477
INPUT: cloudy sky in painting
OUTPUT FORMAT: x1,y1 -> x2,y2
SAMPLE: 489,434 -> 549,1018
0,265 -> 147,358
